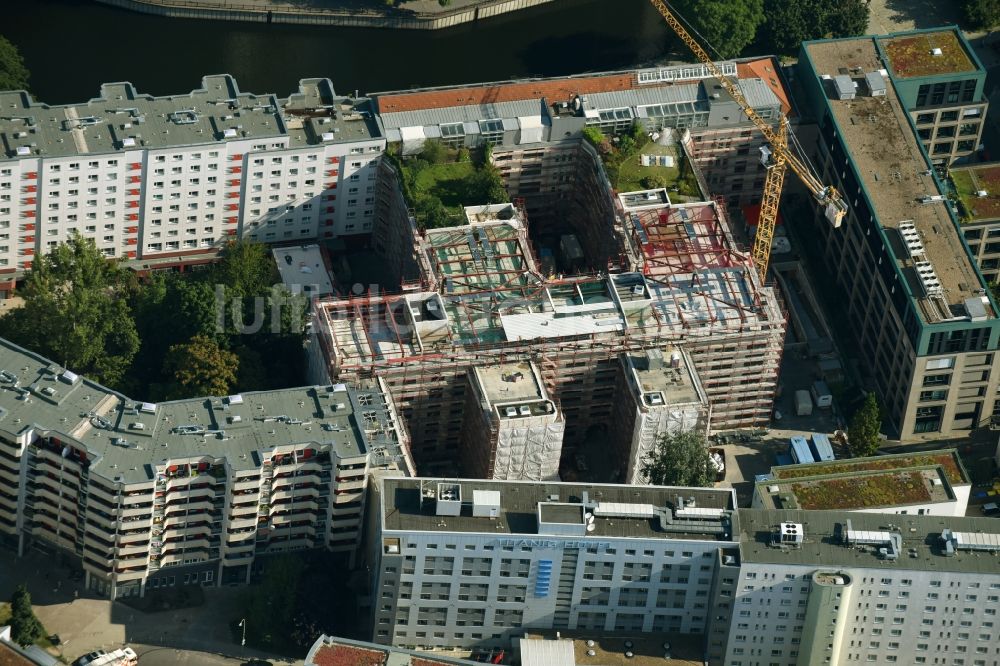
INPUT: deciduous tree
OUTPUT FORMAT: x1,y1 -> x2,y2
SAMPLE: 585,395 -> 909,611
0,235 -> 138,388
762,0 -> 870,55
163,334 -> 238,398
847,392 -> 882,457
963,0 -> 1000,29
670,0 -> 765,59
0,36 -> 29,91
641,431 -> 715,487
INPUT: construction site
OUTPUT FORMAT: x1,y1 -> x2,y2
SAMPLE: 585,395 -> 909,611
309,181 -> 785,477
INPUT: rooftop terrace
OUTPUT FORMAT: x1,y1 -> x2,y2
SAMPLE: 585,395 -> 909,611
880,30 -> 976,79
952,163 -> 1000,223
381,477 -> 736,542
804,38 -> 989,323
738,509 -> 1000,575
0,338 -> 407,484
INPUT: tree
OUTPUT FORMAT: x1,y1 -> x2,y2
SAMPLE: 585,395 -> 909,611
163,335 -> 238,398
847,391 -> 882,457
420,139 -> 447,164
9,585 -> 42,647
240,555 -> 303,650
0,36 -> 29,91
670,0 -> 765,59
470,163 -> 509,204
963,0 -> 1000,29
211,240 -> 275,301
641,431 -> 715,487
415,194 -> 452,229
762,0 -> 870,55
0,235 -> 138,388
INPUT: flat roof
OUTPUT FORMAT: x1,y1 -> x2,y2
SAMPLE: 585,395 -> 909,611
0,75 -> 379,162
623,350 -> 704,407
382,477 -> 736,542
880,30 -> 976,79
769,450 -> 969,486
306,634 -> 477,666
0,337 -> 407,484
472,362 -> 546,406
804,37 -> 988,323
738,509 -> 1000,575
756,467 -> 954,511
951,163 -> 1000,223
524,631 -> 705,666
273,244 -> 335,297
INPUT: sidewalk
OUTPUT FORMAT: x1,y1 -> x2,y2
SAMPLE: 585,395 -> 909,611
0,548 -> 299,665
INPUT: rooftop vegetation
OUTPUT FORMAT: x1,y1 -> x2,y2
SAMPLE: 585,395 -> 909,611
390,141 -> 509,230
883,32 -> 975,78
774,453 -> 964,485
583,124 -> 700,197
791,471 -> 931,510
951,166 -> 1000,223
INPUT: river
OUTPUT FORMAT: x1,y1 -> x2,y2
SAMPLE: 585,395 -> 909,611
7,0 -> 680,104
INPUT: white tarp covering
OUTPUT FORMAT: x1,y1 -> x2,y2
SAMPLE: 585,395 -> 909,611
399,126 -> 426,155
518,115 -> 545,144
492,421 -> 565,481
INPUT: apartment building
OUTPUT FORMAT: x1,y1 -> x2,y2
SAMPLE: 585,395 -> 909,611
0,75 -> 383,290
368,477 -> 738,651
795,33 -> 1000,438
609,349 -> 710,485
311,194 -> 784,475
716,509 -> 1000,666
751,450 -> 972,516
0,338 -> 411,599
877,29 -> 989,165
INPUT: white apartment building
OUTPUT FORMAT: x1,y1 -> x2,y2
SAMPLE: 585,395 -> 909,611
0,337 -> 411,599
368,477 -> 738,651
716,509 -> 1000,666
0,75 -> 383,288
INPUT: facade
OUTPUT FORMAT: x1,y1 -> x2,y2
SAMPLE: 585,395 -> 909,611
0,337 -> 411,599
796,32 -> 1000,438
0,75 -> 383,288
751,450 -> 972,516
717,509 -> 1000,666
368,477 -> 738,651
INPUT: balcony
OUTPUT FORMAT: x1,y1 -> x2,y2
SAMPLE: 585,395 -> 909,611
120,505 -> 152,519
329,515 -> 360,530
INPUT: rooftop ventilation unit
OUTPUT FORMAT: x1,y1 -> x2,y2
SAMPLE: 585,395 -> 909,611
645,392 -> 666,406
931,47 -> 943,56
941,529 -> 1000,555
435,483 -> 462,516
915,261 -> 944,297
518,405 -> 531,416
779,522 -> 805,545
472,490 -> 501,518
504,406 -> 518,417
845,519 -> 902,560
898,221 -> 925,259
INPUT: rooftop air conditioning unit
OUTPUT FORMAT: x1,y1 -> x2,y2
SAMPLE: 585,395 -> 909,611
505,406 -> 518,417
518,405 -> 531,416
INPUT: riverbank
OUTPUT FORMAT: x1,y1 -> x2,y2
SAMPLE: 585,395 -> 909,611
92,0 -> 565,29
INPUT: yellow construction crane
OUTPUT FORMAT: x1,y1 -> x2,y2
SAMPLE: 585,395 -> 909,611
646,0 -> 847,283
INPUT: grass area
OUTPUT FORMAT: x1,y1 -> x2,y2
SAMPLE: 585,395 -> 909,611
774,452 -> 964,484
882,32 -> 975,78
951,166 -> 1000,222
791,471 -> 930,510
615,141 -> 682,193
411,160 -> 477,207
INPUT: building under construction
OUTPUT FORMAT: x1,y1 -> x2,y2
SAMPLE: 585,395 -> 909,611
309,197 -> 785,476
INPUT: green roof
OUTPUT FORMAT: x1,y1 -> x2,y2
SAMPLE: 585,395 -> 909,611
952,164 -> 1000,223
881,31 -> 976,79
771,451 -> 968,485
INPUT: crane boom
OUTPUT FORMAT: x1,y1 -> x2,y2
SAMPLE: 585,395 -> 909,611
646,0 -> 846,224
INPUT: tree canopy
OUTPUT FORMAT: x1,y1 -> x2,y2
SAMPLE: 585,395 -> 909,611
163,334 -> 238,398
641,431 -> 715,487
847,391 -> 882,457
762,0 -> 870,54
0,36 -> 29,91
962,0 -> 1000,29
0,235 -> 138,388
670,0 -> 765,59
9,585 -> 43,647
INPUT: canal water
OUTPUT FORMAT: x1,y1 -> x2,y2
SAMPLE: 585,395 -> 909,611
7,0 -> 680,103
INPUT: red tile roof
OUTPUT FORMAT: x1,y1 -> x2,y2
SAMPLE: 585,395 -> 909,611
0,642 -> 37,666
737,57 -> 794,116
375,73 -> 639,113
311,644 -> 387,666
412,659 -> 463,666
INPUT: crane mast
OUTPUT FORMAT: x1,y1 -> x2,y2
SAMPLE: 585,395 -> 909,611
645,0 -> 846,281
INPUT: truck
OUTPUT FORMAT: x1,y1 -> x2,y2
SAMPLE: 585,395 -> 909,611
789,436 -> 816,465
809,433 -> 836,462
794,389 -> 813,416
811,380 -> 833,409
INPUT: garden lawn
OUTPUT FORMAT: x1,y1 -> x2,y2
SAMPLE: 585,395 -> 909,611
410,161 -> 477,208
